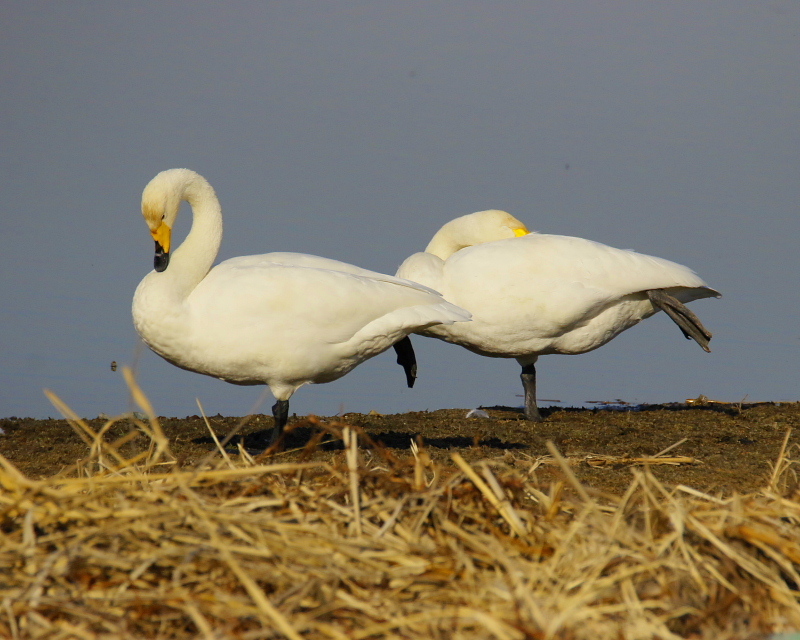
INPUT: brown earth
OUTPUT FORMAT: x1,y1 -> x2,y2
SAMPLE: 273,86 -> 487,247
2,400 -> 798,496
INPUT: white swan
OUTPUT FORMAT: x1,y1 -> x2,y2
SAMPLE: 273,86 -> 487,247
132,169 -> 470,444
396,210 -> 720,420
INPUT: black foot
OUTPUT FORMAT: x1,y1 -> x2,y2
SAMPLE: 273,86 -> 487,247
520,363 -> 543,421
393,336 -> 417,389
647,289 -> 713,352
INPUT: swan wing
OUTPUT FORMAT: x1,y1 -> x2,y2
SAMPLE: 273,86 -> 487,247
454,234 -> 716,296
224,252 -> 444,295
412,233 -> 717,353
182,261 -> 469,386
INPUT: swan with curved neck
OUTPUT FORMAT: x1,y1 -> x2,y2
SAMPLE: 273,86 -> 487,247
396,210 -> 720,420
132,168 -> 470,445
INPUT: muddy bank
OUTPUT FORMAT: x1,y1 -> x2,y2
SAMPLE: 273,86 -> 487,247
2,401 -> 797,495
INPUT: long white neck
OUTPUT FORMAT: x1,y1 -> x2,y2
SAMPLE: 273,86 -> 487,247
164,174 -> 223,298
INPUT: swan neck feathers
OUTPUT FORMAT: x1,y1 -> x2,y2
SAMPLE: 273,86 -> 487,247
141,168 -> 223,292
424,210 -> 530,259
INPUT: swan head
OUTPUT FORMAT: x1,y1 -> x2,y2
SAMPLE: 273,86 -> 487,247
141,168 -> 200,272
424,210 -> 530,259
462,210 -> 530,239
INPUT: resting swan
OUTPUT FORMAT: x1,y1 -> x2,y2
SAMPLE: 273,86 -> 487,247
132,169 -> 470,443
396,210 -> 720,420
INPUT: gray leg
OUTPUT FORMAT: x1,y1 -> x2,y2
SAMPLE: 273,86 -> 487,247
520,363 -> 543,421
393,336 -> 417,388
646,289 -> 713,352
269,399 -> 290,445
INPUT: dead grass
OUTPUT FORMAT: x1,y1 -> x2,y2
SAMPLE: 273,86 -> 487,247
1,371 -> 799,639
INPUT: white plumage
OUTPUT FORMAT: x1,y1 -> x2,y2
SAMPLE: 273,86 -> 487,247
132,168 -> 470,443
396,210 -> 720,419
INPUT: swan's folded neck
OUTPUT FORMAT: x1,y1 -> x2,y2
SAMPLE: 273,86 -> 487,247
423,210 -> 526,260
157,175 -> 223,300
424,224 -> 473,260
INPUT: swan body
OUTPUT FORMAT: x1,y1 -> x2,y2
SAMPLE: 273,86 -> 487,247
132,168 -> 470,442
396,210 -> 720,419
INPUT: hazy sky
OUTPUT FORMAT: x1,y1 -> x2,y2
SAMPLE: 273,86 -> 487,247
2,2 -> 798,420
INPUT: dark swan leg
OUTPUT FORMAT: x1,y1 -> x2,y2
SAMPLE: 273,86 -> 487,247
269,399 -> 290,445
393,336 -> 418,389
520,362 -> 543,421
647,289 -> 713,352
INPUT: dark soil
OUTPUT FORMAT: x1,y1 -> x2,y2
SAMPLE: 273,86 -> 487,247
2,401 -> 798,496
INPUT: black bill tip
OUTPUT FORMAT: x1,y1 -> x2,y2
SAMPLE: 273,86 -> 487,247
154,240 -> 170,272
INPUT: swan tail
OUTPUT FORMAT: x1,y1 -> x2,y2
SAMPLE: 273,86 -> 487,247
647,289 -> 713,352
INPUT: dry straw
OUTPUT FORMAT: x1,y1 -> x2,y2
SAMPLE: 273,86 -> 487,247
1,372 -> 799,639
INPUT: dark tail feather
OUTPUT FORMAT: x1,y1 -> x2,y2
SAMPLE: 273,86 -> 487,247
393,336 -> 417,388
647,289 -> 713,352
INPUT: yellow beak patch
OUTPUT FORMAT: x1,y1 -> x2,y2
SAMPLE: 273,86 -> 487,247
151,222 -> 172,254
514,226 -> 530,237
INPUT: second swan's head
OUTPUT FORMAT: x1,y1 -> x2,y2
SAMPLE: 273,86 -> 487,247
141,168 -> 204,272
424,210 -> 531,260
457,210 -> 530,240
